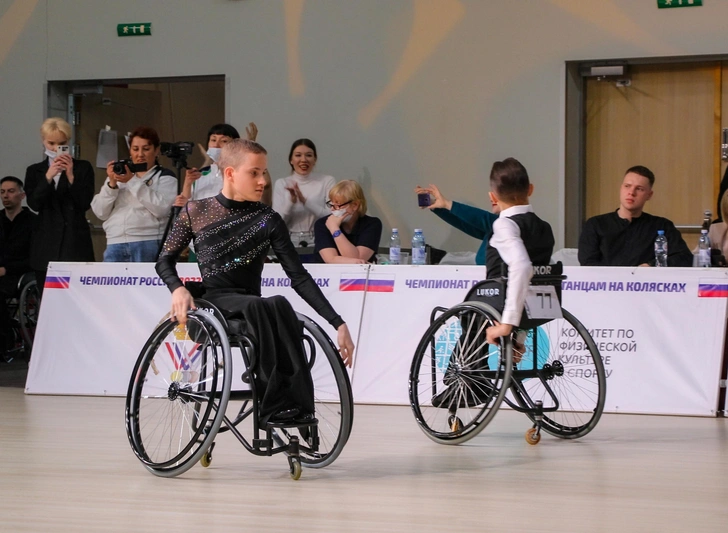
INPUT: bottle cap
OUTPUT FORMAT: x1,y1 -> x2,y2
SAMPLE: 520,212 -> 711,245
701,229 -> 708,234
414,228 -> 422,233
657,230 -> 664,235
392,228 -> 398,232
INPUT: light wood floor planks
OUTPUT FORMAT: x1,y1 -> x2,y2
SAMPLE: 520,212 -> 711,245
1,387 -> 727,532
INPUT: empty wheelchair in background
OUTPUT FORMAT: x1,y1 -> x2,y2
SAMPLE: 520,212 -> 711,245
125,299 -> 353,480
409,263 -> 606,446
3,272 -> 40,362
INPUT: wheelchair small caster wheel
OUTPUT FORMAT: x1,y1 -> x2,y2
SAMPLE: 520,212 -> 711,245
289,458 -> 302,480
448,415 -> 463,432
200,442 -> 215,467
200,450 -> 212,467
525,427 -> 541,445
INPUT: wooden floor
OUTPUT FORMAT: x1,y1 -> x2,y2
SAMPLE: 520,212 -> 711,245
1,386 -> 727,532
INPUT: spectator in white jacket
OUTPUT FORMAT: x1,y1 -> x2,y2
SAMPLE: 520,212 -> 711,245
91,126 -> 176,262
272,138 -> 335,241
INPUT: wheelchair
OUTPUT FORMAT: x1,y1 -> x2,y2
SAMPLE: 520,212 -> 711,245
409,263 -> 606,446
3,272 -> 40,362
125,298 -> 353,480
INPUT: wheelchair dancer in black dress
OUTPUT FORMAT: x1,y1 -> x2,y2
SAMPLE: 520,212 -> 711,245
156,139 -> 355,426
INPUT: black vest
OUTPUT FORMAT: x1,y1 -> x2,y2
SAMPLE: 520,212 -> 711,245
486,212 -> 554,279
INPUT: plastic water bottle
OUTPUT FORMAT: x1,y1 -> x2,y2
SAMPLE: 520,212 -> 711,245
389,228 -> 401,265
702,210 -> 712,232
654,230 -> 667,267
697,229 -> 711,268
412,229 -> 426,265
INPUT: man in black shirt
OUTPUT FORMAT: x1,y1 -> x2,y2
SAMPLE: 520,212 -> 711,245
578,166 -> 692,267
0,176 -> 37,297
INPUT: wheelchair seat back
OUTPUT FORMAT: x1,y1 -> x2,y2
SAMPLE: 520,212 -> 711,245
464,262 -> 566,329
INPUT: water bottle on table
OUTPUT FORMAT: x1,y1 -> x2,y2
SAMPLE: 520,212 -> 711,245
389,228 -> 401,265
697,229 -> 711,268
412,229 -> 426,265
654,230 -> 667,267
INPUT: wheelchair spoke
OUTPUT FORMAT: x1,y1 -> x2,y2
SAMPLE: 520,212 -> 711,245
410,302 -> 512,444
511,309 -> 605,438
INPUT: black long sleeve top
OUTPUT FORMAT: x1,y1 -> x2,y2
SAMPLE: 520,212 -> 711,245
0,208 -> 37,275
156,194 -> 344,329
578,210 -> 693,267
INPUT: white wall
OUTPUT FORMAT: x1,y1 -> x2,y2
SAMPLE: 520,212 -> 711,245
2,0 -> 728,252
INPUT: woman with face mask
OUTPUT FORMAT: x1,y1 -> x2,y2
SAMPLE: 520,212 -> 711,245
313,180 -> 382,264
273,139 -> 336,244
174,123 -> 271,207
91,126 -> 177,262
24,117 -> 95,289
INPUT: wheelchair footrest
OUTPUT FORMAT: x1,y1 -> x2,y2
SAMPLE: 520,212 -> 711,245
264,417 -> 319,430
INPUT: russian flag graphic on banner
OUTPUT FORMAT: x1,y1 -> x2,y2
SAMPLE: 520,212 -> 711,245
698,282 -> 728,298
339,273 -> 395,292
44,271 -> 71,289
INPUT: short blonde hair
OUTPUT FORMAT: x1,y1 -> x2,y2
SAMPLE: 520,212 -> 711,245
218,138 -> 267,171
40,117 -> 72,141
329,180 -> 367,216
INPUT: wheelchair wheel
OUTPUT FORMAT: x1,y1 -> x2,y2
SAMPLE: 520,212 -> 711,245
125,309 -> 232,477
409,301 -> 513,445
272,313 -> 354,469
509,308 -> 606,439
18,279 -> 39,355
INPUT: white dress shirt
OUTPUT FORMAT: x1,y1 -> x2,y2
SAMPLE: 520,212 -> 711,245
489,204 -> 534,326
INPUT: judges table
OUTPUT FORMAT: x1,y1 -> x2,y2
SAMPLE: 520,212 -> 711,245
26,262 -> 728,416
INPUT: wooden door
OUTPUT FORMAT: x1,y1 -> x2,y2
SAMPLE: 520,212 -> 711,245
585,62 -> 721,250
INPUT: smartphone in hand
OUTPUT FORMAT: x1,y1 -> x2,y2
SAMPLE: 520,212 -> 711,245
57,145 -> 70,156
417,192 -> 432,207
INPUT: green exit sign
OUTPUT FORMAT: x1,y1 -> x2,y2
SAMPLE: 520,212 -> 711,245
117,23 -> 152,37
657,0 -> 702,8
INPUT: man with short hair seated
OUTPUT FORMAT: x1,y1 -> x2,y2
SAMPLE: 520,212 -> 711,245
0,176 -> 37,296
578,166 -> 692,267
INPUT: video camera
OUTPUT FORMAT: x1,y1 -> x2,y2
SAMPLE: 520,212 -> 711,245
112,159 -> 147,175
160,141 -> 194,162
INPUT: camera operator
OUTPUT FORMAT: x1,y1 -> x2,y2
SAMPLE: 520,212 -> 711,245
173,122 -> 272,207
91,126 -> 176,262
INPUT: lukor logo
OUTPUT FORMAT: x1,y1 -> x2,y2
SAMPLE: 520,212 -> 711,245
533,265 -> 552,275
476,287 -> 500,297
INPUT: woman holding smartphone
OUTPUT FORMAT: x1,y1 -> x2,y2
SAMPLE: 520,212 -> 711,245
25,117 -> 95,289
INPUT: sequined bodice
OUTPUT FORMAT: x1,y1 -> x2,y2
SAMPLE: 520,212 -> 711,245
156,194 -> 342,327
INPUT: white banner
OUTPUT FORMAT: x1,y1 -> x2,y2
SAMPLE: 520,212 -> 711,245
26,263 -> 728,417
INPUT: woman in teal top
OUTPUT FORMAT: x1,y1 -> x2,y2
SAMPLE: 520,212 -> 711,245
415,184 -> 498,265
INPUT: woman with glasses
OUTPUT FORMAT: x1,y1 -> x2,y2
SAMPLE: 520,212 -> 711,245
313,180 -> 382,264
272,139 -> 335,245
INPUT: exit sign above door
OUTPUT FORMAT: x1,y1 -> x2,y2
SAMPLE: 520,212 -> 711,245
117,23 -> 152,37
657,0 -> 702,8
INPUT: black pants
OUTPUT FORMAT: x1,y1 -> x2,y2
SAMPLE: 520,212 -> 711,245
205,291 -> 315,424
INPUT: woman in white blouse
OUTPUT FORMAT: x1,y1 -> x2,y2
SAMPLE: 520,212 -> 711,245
272,139 -> 335,243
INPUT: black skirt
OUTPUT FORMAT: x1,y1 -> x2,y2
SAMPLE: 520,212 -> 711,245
204,290 -> 315,424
